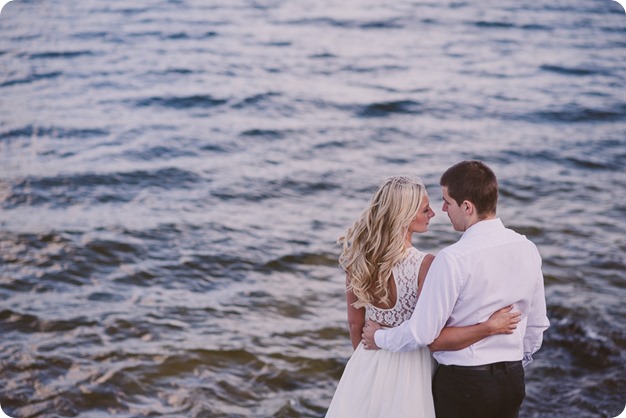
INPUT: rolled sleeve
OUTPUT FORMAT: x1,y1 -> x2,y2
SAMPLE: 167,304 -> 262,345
374,321 -> 421,352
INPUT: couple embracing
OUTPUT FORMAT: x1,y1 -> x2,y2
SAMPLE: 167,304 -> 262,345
326,161 -> 550,418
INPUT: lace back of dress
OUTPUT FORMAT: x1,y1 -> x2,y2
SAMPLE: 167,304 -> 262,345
365,248 -> 425,327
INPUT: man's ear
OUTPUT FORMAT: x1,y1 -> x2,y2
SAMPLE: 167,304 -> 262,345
462,200 -> 475,216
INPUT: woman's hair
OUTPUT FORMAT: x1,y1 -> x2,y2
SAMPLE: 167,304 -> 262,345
440,160 -> 498,218
338,175 -> 426,308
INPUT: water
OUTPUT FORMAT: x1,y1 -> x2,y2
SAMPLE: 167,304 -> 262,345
0,0 -> 625,416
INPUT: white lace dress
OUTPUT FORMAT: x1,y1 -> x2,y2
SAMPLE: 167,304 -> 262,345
325,247 -> 436,418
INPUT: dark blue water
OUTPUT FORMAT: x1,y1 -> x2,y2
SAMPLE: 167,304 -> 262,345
0,0 -> 625,417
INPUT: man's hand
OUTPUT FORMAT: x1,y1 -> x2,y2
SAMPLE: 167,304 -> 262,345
361,320 -> 382,350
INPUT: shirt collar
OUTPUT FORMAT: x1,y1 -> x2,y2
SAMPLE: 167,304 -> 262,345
460,218 -> 504,240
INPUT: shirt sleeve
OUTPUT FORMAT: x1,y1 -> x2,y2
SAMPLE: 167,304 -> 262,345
374,251 -> 461,352
374,320 -> 421,352
522,251 -> 550,366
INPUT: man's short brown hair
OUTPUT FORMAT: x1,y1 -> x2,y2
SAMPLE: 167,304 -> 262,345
440,160 -> 498,218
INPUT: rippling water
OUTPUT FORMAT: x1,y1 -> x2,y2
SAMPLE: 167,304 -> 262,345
0,0 -> 625,417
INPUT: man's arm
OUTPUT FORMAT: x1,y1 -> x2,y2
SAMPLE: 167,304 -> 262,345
365,251 -> 462,352
361,319 -> 421,351
522,259 -> 550,366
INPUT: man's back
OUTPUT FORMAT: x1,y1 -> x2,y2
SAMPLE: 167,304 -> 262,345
430,218 -> 546,365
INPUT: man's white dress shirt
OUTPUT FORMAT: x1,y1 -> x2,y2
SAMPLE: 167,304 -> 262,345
374,218 -> 549,366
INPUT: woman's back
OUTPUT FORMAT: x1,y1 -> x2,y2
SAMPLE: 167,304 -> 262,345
365,247 -> 426,328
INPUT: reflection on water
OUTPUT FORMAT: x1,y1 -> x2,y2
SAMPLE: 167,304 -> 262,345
0,0 -> 625,417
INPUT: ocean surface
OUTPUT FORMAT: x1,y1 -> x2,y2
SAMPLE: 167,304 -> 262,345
0,0 -> 625,417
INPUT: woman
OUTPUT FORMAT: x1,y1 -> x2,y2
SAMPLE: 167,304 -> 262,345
326,176 -> 519,418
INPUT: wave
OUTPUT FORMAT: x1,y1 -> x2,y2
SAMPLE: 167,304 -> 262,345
232,92 -> 281,109
524,104 -> 626,123
472,20 -> 515,29
210,177 -> 341,202
0,125 -> 110,141
263,252 -> 337,271
1,167 -> 203,209
240,129 -> 287,140
281,17 -> 406,30
125,30 -> 218,41
540,64 -> 609,77
0,71 -> 63,88
0,309 -> 97,333
547,307 -> 623,369
123,145 -> 198,161
134,95 -> 227,110
357,100 -> 422,117
27,50 -> 94,60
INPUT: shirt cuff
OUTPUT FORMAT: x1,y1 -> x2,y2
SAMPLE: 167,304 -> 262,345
374,328 -> 386,349
522,353 -> 533,367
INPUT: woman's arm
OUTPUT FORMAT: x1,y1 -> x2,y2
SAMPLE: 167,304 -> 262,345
417,253 -> 435,299
346,275 -> 365,350
427,306 -> 521,352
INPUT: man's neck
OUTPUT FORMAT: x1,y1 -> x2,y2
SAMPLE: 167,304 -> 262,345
464,214 -> 497,231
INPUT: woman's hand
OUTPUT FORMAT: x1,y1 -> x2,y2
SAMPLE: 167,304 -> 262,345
484,305 -> 521,336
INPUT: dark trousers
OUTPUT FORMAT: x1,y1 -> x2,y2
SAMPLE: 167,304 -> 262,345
432,361 -> 525,418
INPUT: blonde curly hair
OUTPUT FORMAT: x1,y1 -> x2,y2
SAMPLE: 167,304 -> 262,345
338,175 -> 426,308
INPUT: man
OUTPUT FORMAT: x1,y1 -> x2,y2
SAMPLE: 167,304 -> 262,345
361,160 -> 549,418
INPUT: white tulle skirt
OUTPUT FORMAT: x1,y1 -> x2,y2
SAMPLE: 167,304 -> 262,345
326,343 -> 437,418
